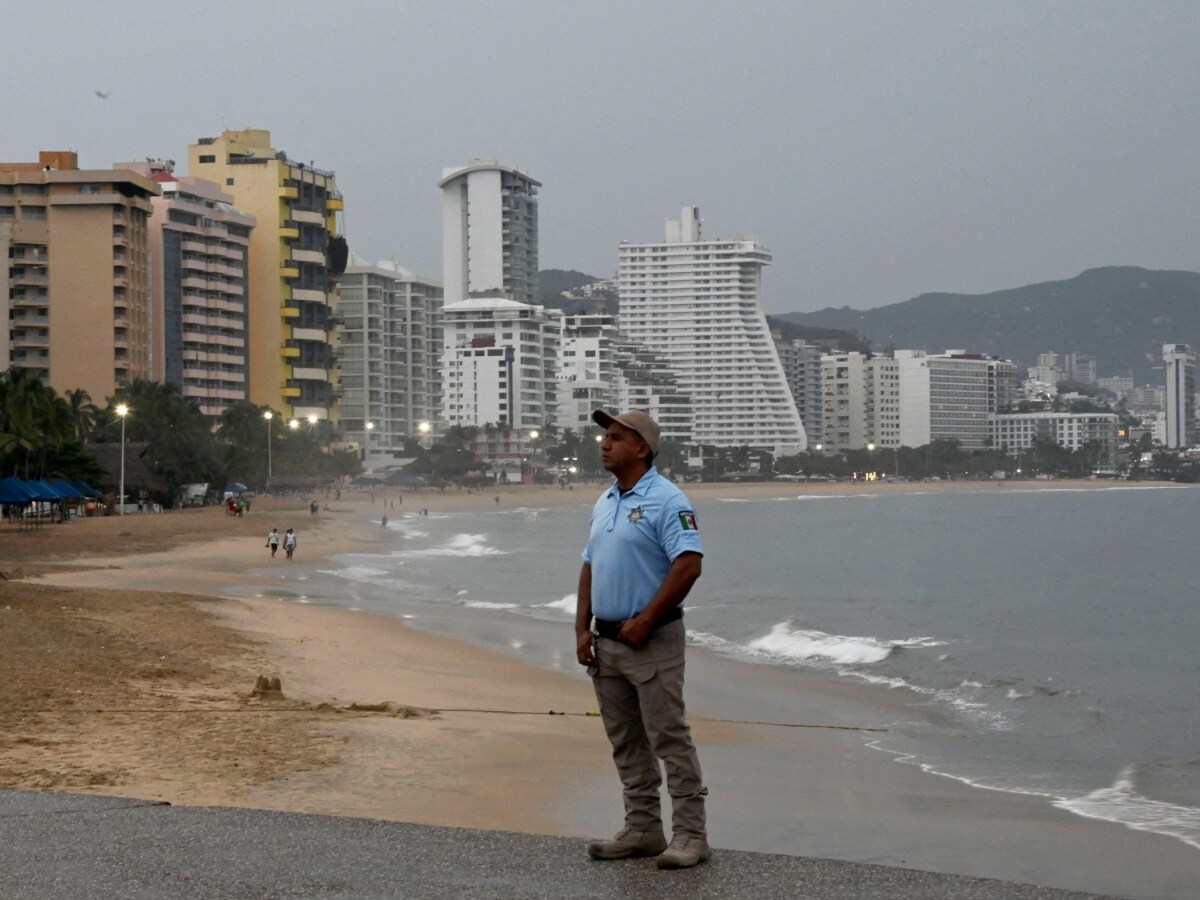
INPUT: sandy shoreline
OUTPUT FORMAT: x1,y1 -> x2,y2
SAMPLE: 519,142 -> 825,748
3,480 -> 1198,899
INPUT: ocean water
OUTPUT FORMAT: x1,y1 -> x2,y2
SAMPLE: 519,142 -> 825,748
244,484 -> 1200,853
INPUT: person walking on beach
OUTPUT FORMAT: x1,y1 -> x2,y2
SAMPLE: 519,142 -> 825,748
283,528 -> 297,561
575,409 -> 710,870
266,528 -> 280,558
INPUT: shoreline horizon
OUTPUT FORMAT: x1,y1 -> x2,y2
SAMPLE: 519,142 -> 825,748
4,479 -> 1199,899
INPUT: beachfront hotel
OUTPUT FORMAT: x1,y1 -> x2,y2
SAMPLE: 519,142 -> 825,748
775,337 -> 824,446
617,206 -> 807,454
440,295 -> 560,433
188,130 -> 345,422
557,312 -> 693,443
439,160 -> 540,306
338,254 -> 443,461
1163,343 -> 1195,449
121,161 -> 255,420
992,410 -> 1120,464
0,151 -> 158,402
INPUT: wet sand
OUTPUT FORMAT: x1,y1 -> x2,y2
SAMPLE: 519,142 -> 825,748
2,481 -> 1198,899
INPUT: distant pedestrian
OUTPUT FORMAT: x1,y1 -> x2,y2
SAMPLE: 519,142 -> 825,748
266,528 -> 280,558
284,528 -> 297,561
381,514 -> 388,527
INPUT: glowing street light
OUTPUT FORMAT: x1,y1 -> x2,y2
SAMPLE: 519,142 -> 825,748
263,410 -> 274,492
115,403 -> 129,515
288,418 -> 299,431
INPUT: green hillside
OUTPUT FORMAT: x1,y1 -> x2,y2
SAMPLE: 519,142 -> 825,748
779,267 -> 1200,383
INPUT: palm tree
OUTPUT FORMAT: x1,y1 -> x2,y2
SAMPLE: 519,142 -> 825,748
64,387 -> 100,442
0,368 -> 69,478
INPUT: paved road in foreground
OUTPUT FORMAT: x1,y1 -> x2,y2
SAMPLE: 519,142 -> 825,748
0,790 -> 1119,899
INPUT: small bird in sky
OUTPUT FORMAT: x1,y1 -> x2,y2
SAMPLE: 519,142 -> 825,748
95,90 -> 111,100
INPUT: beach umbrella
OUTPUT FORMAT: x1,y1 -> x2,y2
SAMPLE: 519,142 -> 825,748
222,483 -> 249,494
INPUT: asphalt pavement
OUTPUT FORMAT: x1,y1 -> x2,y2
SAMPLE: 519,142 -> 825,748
0,790 -> 1121,899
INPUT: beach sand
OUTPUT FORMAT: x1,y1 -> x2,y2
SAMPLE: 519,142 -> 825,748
2,480 -> 1198,899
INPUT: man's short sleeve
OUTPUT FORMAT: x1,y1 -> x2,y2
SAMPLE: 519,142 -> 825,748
658,493 -> 703,562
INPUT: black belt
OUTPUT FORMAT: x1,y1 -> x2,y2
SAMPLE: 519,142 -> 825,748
594,606 -> 682,640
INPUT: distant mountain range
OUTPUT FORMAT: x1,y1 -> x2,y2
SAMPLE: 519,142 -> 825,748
538,266 -> 1200,384
778,267 -> 1200,384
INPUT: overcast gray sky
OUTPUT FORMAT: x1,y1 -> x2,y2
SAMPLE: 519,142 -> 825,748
4,0 -> 1199,313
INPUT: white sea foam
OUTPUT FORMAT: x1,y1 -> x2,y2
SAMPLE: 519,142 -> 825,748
541,594 -> 577,613
462,600 -> 520,610
410,533 -> 506,558
1055,767 -> 1200,850
316,565 -> 391,584
746,622 -> 944,665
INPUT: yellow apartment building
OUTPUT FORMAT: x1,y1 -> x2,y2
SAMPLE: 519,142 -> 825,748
0,151 -> 158,403
187,129 -> 344,421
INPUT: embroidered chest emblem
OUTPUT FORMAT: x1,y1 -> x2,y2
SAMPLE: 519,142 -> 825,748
627,505 -> 646,524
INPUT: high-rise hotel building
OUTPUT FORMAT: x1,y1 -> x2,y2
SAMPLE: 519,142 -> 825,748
439,160 -> 539,305
121,161 -> 254,420
0,151 -> 157,402
189,130 -> 344,421
440,296 -> 560,432
1163,342 -> 1195,449
339,254 -> 443,461
617,207 -> 806,454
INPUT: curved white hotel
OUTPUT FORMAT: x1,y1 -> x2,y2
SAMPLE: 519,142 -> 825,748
439,160 -> 539,305
617,207 -> 807,454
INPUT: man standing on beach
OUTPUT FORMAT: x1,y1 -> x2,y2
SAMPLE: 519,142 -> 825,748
575,409 -> 710,870
283,528 -> 297,561
267,528 -> 280,558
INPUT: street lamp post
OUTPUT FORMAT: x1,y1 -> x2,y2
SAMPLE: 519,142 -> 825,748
263,411 -> 273,492
115,403 -> 129,515
363,421 -> 374,462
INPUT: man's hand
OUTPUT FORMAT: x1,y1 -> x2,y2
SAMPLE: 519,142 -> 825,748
617,615 -> 653,649
576,628 -> 596,666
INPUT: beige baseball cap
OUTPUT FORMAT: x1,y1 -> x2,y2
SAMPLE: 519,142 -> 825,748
592,409 -> 660,454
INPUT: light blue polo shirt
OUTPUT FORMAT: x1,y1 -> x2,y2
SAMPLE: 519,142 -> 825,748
582,467 -> 703,621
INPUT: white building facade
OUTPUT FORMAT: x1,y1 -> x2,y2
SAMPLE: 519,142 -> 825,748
338,255 -> 442,460
1163,342 -> 1195,448
993,411 -> 1120,465
557,313 -> 619,434
617,206 -> 806,454
440,160 -> 539,305
928,352 -> 1017,450
441,296 -> 559,431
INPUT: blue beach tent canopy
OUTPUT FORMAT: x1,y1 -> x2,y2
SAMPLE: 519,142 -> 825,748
223,483 -> 248,494
22,480 -> 63,502
0,477 -> 34,504
48,480 -> 83,499
70,480 -> 101,498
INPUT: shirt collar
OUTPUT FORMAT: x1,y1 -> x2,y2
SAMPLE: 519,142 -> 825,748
605,466 -> 658,500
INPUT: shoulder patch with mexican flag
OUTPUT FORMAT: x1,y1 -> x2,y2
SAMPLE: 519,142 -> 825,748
678,510 -> 699,531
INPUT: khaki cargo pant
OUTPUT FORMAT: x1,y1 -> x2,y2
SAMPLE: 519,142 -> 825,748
591,617 -> 708,838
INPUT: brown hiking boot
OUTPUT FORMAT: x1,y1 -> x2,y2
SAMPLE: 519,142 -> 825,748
655,834 -> 712,869
587,825 -> 668,860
